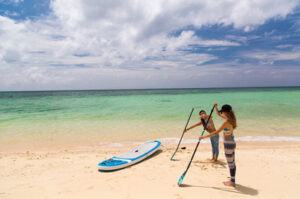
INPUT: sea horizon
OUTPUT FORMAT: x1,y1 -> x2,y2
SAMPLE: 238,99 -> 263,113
1,85 -> 300,93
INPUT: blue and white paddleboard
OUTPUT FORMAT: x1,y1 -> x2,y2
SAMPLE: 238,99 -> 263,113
98,140 -> 161,171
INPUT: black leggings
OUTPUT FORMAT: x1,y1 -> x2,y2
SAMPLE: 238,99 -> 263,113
224,139 -> 236,182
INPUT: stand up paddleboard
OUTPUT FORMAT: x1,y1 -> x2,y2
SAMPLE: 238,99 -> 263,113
98,140 -> 161,171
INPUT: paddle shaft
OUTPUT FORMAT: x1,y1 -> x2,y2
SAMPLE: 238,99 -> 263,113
178,106 -> 215,183
170,108 -> 194,160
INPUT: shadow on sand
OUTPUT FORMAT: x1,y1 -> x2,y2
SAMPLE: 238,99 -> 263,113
180,183 -> 258,196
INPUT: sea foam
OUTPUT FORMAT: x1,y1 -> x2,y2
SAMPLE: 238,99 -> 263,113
160,136 -> 300,144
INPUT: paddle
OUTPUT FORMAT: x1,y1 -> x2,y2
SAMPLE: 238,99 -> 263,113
177,105 -> 214,186
170,108 -> 194,160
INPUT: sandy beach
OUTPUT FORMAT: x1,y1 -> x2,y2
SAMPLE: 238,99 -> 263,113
1,0 -> 300,197
1,141 -> 300,199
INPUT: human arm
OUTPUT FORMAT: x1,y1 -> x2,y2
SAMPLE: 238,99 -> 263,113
184,122 -> 202,133
199,121 -> 226,139
214,103 -> 226,119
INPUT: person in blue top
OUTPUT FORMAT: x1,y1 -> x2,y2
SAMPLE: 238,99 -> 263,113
184,109 -> 219,162
199,103 -> 237,187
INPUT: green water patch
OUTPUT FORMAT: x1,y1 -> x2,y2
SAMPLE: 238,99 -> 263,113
0,87 -> 300,142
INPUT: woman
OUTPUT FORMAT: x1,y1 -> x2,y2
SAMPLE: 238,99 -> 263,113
199,103 -> 237,187
184,110 -> 219,162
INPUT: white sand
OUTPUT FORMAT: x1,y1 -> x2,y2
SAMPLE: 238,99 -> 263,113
1,141 -> 300,199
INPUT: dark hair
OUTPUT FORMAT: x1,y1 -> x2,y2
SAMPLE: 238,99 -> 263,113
199,110 -> 206,115
219,104 -> 232,113
220,104 -> 237,129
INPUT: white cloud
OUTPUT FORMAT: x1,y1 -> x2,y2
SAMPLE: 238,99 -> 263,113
243,48 -> 300,63
3,10 -> 19,17
0,0 -> 299,90
50,0 -> 299,38
276,44 -> 294,49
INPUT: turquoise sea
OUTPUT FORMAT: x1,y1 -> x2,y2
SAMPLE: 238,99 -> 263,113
1,87 -> 300,148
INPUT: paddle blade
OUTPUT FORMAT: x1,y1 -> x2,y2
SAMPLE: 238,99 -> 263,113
170,153 -> 175,160
200,129 -> 205,136
178,173 -> 185,186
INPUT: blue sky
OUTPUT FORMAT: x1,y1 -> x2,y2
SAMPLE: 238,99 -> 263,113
0,0 -> 300,91
0,0 -> 51,20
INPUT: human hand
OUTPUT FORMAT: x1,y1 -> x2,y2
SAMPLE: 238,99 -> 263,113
214,103 -> 218,108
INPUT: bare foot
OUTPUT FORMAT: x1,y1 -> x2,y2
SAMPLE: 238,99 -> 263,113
223,181 -> 235,187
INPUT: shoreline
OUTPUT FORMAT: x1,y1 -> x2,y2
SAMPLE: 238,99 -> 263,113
1,137 -> 300,153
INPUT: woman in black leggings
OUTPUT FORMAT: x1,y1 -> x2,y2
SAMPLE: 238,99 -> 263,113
199,103 -> 237,187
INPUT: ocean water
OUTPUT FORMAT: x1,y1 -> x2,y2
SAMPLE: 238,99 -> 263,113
0,87 -> 300,148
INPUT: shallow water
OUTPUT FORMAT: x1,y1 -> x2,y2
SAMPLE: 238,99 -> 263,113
0,87 -> 299,147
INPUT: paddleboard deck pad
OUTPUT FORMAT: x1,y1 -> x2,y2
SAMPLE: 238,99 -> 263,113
98,140 -> 161,171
